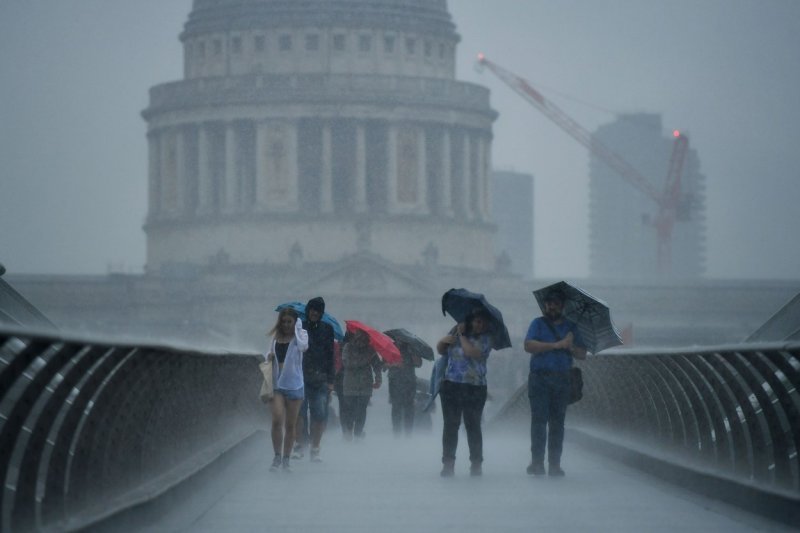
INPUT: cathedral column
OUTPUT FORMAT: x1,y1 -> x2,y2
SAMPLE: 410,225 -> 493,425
286,120 -> 299,209
354,122 -> 367,213
417,125 -> 428,214
255,121 -> 269,210
196,124 -> 213,214
147,131 -> 161,218
320,122 -> 333,213
462,130 -> 472,219
475,134 -> 486,221
159,131 -> 172,213
483,135 -> 492,220
440,128 -> 452,216
174,127 -> 187,215
387,124 -> 398,212
223,122 -> 238,213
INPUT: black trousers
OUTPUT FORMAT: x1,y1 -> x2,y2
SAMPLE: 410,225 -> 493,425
439,380 -> 487,463
342,395 -> 370,436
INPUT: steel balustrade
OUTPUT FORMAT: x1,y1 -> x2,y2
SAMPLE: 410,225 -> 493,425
493,343 -> 800,493
4,323 -> 799,531
0,325 -> 266,532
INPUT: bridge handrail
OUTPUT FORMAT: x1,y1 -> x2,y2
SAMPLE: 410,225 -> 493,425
493,342 -> 800,494
0,324 -> 266,532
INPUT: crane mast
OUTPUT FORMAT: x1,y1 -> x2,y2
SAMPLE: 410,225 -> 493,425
476,53 -> 689,275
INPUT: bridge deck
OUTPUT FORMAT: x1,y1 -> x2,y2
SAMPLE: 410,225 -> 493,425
135,405 -> 792,533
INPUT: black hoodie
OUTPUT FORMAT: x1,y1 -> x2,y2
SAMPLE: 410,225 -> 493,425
303,297 -> 335,386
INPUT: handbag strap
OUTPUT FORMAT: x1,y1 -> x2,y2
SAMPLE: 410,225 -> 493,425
542,319 -> 562,342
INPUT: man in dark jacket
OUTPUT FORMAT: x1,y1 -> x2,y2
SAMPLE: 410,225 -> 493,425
294,296 -> 335,462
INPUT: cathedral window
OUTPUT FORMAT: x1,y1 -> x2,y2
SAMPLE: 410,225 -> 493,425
232,37 -> 242,54
405,37 -> 415,55
279,34 -> 292,51
255,35 -> 265,51
424,41 -> 432,57
384,35 -> 395,53
359,34 -> 372,52
333,34 -> 346,51
305,34 -> 319,51
213,39 -> 222,55
197,41 -> 206,58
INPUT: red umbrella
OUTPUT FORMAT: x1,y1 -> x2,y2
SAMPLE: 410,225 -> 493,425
345,320 -> 403,366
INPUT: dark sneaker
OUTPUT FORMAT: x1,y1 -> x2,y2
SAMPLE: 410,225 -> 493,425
281,456 -> 292,473
548,465 -> 565,477
470,462 -> 482,477
440,460 -> 455,478
269,455 -> 281,472
526,462 -> 545,476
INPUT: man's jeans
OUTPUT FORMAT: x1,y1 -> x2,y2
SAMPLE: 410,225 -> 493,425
297,382 -> 329,447
528,370 -> 570,466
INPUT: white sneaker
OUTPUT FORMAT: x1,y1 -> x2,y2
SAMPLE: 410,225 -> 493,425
269,455 -> 281,472
291,445 -> 305,460
310,447 -> 322,462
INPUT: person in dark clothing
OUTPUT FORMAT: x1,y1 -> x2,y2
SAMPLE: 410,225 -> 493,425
293,296 -> 335,463
388,349 -> 422,437
524,289 -> 587,477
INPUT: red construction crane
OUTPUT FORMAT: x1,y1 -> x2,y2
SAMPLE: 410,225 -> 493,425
476,53 -> 690,275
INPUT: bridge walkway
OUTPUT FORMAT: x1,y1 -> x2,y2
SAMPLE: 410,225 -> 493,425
132,404 -> 793,533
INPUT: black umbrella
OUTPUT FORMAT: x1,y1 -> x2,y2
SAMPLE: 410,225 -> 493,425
533,281 -> 623,354
441,288 -> 512,350
383,328 -> 435,361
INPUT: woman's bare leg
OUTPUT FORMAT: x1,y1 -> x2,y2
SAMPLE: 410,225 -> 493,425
270,394 -> 286,455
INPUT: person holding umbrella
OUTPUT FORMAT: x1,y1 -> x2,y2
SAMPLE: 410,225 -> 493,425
436,307 -> 494,477
384,329 -> 431,437
341,329 -> 383,440
524,288 -> 587,477
294,296 -> 336,463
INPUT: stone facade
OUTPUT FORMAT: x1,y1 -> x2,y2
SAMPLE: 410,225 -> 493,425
142,0 -> 497,273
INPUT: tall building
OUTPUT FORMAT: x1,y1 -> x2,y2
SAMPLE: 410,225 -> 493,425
589,113 -> 706,279
492,171 -> 533,279
142,0 -> 497,275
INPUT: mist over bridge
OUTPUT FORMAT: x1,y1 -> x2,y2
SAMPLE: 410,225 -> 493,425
2,324 -> 798,532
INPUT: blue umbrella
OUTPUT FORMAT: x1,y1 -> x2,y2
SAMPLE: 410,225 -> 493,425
441,288 -> 512,350
274,301 -> 345,341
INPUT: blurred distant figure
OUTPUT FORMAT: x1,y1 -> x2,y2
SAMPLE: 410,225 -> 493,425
387,350 -> 422,436
341,330 -> 382,440
332,335 -> 351,439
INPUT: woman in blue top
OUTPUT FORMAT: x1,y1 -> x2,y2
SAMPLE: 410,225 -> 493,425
267,308 -> 308,472
435,307 -> 493,477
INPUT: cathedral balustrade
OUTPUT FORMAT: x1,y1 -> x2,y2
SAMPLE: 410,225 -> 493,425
0,324 -> 265,532
493,342 -> 800,495
145,73 -> 493,117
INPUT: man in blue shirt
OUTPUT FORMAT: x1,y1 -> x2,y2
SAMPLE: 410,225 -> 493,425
524,289 -> 587,476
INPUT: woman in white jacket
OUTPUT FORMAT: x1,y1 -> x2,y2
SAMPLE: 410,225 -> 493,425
267,308 -> 308,471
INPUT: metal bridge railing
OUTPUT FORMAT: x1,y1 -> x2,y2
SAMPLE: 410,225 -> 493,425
0,325 -> 266,533
493,342 -> 800,494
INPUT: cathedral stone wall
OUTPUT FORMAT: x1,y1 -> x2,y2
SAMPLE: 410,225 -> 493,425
143,0 -> 497,273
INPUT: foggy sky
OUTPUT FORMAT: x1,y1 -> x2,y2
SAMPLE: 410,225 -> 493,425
1,0 -> 799,279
